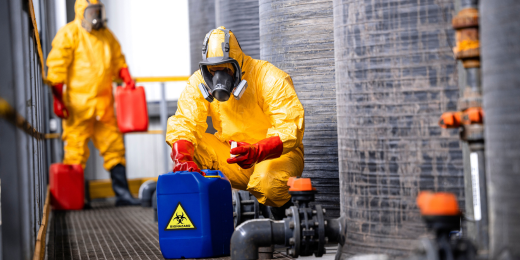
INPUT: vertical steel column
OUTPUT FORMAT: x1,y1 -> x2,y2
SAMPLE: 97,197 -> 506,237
160,83 -> 169,173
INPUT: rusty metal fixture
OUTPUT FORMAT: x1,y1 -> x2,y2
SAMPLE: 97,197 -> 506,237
462,59 -> 480,68
460,124 -> 485,143
453,8 -> 480,66
453,7 -> 479,28
440,9 -> 484,142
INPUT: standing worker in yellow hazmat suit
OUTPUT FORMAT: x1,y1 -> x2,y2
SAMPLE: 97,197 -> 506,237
166,27 -> 305,219
46,0 -> 139,206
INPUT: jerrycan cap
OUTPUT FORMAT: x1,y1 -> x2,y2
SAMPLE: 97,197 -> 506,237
201,169 -> 224,179
287,177 -> 316,191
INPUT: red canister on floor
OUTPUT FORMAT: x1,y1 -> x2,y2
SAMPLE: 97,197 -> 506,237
50,163 -> 84,210
115,86 -> 149,133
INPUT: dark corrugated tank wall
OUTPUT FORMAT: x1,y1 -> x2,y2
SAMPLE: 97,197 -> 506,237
215,0 -> 260,59
481,0 -> 520,258
260,0 -> 339,217
333,0 -> 463,256
189,0 -> 216,74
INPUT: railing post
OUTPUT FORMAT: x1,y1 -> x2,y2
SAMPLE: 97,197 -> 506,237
160,82 -> 169,173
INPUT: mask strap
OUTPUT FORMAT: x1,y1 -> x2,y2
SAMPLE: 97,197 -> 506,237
201,28 -> 230,61
219,29 -> 230,59
201,29 -> 214,61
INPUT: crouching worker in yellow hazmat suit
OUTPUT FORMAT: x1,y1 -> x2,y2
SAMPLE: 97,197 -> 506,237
46,0 -> 139,206
166,27 -> 305,219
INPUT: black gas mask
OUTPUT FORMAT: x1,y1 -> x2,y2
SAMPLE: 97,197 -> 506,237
198,29 -> 248,102
81,1 -> 107,32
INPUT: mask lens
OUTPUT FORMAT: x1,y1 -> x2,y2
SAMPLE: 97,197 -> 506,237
84,5 -> 105,30
208,65 -> 234,76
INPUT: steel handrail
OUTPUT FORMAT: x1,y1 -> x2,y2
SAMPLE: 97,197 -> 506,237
134,76 -> 190,83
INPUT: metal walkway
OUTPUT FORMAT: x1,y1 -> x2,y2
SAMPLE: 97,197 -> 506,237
45,199 -> 295,260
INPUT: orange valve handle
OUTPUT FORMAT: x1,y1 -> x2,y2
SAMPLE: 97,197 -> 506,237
417,191 -> 460,216
439,111 -> 463,129
287,177 -> 316,192
463,107 -> 484,125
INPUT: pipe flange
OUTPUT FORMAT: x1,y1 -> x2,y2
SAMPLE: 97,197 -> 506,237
232,190 -> 242,227
314,205 -> 326,257
284,206 -> 300,257
254,197 -> 260,219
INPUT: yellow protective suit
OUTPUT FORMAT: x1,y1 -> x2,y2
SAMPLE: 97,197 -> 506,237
46,0 -> 127,170
166,27 -> 305,207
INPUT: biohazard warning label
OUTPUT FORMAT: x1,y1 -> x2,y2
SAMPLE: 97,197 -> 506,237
165,203 -> 196,230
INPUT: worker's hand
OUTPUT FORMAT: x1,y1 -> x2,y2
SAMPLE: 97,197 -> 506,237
227,136 -> 283,169
51,83 -> 69,119
171,140 -> 202,173
119,67 -> 135,90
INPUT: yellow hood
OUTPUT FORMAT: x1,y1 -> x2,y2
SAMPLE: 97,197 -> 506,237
74,0 -> 100,21
205,26 -> 245,72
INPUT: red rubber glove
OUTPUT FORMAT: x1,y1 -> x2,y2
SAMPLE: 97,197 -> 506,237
119,67 -> 135,90
51,83 -> 69,119
227,136 -> 283,169
171,140 -> 202,173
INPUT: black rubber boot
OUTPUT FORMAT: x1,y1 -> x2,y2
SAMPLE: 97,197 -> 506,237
110,164 -> 140,206
83,180 -> 92,209
269,199 -> 294,220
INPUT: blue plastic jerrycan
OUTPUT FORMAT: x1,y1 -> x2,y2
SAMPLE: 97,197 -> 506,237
157,170 -> 234,259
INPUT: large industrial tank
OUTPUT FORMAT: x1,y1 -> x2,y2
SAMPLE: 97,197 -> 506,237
189,0 -> 216,74
215,0 -> 260,59
260,0 -> 339,217
481,0 -> 520,258
334,0 -> 463,256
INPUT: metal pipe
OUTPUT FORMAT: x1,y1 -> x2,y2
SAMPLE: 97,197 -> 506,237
460,0 -> 478,9
461,68 -> 488,254
230,214 -> 346,260
325,215 -> 347,246
450,0 -> 488,254
466,68 -> 481,93
138,180 -> 156,207
467,142 -> 488,253
481,0 -> 520,258
230,220 -> 285,260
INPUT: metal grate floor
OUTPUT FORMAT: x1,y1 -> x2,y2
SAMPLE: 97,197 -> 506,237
45,199 -> 293,260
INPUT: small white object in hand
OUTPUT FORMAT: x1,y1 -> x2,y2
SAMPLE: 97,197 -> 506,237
230,141 -> 238,157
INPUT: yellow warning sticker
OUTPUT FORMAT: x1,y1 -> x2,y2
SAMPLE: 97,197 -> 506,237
165,203 -> 196,230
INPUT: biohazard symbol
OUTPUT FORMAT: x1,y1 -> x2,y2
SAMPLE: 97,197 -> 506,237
165,203 -> 196,230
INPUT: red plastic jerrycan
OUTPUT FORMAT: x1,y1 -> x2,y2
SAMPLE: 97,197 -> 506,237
49,163 -> 84,210
115,86 -> 149,133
